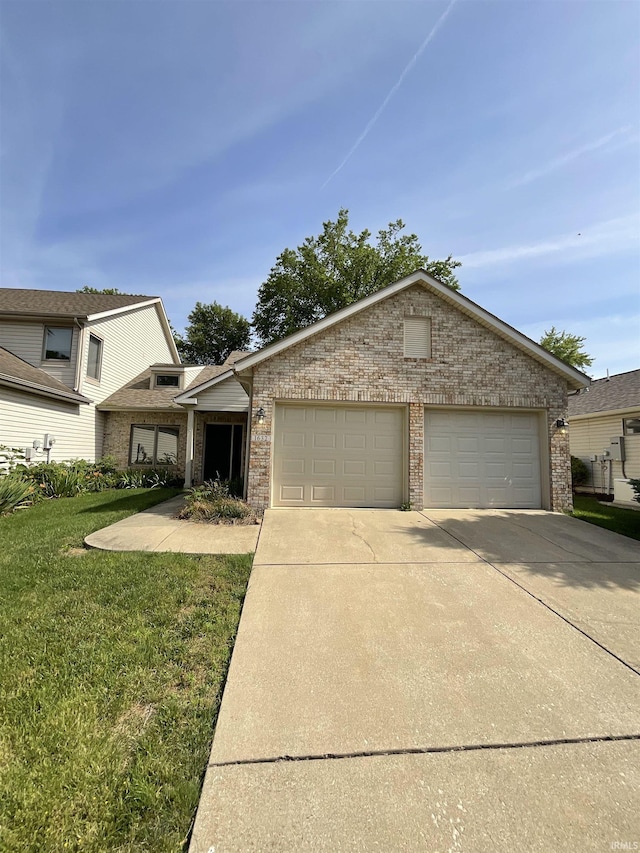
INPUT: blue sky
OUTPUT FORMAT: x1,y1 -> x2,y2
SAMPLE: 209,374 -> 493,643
1,0 -> 638,378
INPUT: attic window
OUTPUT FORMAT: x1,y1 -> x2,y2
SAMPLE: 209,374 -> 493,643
403,316 -> 431,358
155,374 -> 180,387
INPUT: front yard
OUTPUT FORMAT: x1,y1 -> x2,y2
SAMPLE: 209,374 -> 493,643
572,495 -> 640,542
0,489 -> 253,852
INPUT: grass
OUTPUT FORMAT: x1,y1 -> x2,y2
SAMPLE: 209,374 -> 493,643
572,494 -> 640,542
0,489 -> 253,852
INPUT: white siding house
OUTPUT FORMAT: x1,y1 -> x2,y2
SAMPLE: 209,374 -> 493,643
0,289 -> 179,462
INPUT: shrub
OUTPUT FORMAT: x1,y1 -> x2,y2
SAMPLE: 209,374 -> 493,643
571,455 -> 590,489
0,473 -> 35,514
629,479 -> 640,503
116,468 -> 184,489
178,479 -> 257,524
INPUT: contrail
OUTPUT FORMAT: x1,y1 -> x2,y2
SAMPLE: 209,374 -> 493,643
321,0 -> 458,189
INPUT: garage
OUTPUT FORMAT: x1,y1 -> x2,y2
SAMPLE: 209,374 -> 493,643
272,404 -> 404,507
424,409 -> 542,508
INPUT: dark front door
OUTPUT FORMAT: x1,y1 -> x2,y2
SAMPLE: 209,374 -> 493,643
203,424 -> 244,482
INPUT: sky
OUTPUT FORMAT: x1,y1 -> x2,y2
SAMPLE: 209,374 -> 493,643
1,0 -> 639,379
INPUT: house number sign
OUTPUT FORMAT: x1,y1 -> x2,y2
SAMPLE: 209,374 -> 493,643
253,434 -> 271,443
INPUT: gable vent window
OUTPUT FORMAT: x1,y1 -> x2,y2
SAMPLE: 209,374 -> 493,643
404,316 -> 431,358
155,374 -> 180,387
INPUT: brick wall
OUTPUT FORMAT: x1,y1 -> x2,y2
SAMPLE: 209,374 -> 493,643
103,410 -> 188,477
247,284 -> 571,512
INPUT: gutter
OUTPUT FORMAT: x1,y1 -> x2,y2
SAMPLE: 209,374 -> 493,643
0,374 -> 92,404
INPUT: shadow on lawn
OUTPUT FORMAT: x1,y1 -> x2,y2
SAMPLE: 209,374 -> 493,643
78,490 -> 180,515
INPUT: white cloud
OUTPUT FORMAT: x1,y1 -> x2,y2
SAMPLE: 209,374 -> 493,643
458,215 -> 640,270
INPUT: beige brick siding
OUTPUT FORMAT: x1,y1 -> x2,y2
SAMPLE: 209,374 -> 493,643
103,410 -> 248,484
246,284 -> 571,512
103,411 -> 187,477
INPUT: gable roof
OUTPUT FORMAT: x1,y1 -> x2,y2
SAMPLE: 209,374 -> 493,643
174,352 -> 253,402
232,270 -> 590,390
0,288 -> 157,319
97,366 -> 207,411
0,346 -> 91,404
569,369 -> 640,417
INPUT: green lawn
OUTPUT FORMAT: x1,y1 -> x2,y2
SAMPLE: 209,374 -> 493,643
0,489 -> 253,852
572,494 -> 640,542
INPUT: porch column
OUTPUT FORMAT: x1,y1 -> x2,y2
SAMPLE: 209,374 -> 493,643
184,405 -> 196,487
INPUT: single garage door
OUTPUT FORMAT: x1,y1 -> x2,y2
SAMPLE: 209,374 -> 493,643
272,404 -> 404,507
424,409 -> 542,508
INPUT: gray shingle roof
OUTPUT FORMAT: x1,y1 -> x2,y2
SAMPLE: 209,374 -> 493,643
97,368 -> 203,410
569,369 -> 640,417
0,288 -> 157,318
0,346 -> 90,403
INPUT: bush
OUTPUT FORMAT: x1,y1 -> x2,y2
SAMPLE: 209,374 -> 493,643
178,479 -> 257,524
629,479 -> 640,503
116,468 -> 184,489
571,455 -> 590,489
0,473 -> 35,514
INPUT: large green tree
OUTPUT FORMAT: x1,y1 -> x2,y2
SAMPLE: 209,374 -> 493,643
76,286 -> 124,294
175,301 -> 250,365
539,326 -> 593,371
252,209 -> 461,346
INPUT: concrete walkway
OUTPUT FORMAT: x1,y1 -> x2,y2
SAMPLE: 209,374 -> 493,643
190,508 -> 640,852
84,495 -> 260,554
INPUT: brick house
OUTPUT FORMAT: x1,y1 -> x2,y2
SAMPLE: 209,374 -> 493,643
232,270 -> 588,512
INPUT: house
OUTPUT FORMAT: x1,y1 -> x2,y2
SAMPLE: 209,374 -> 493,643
228,270 -> 587,512
568,369 -> 640,505
0,289 -> 180,462
2,272 -> 589,512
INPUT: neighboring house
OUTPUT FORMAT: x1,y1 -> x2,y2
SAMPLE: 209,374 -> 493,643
230,270 -> 587,512
569,369 -> 640,504
0,289 -> 179,461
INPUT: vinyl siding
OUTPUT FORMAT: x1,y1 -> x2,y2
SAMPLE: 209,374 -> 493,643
80,305 -> 177,404
0,320 -> 79,388
570,410 -> 640,490
193,377 -> 249,412
0,387 -> 103,461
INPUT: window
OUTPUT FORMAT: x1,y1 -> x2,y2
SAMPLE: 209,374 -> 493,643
87,334 -> 103,380
44,327 -> 72,360
155,374 -> 180,387
129,425 -> 179,466
623,417 -> 640,435
403,316 -> 431,358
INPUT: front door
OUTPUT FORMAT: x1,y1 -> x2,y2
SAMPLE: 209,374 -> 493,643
203,424 -> 244,482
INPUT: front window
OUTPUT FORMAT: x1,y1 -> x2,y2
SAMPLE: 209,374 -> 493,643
44,327 -> 72,360
87,334 -> 103,380
130,425 -> 179,466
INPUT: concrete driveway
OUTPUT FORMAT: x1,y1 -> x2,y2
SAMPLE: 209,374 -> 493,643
190,509 -> 640,852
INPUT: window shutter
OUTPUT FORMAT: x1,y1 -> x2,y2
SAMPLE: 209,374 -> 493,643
404,316 -> 431,358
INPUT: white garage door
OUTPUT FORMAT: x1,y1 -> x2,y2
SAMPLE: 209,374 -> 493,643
273,404 -> 404,507
424,410 -> 542,508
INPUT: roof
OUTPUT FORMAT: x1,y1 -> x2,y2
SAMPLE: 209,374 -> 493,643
569,369 -> 640,417
0,346 -> 91,404
0,288 -> 157,319
232,270 -> 590,391
174,352 -> 253,401
97,367 -> 206,410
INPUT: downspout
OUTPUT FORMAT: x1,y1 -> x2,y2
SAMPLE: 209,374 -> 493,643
73,319 -> 86,393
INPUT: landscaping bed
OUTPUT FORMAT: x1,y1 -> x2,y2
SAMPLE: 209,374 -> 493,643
0,489 -> 252,852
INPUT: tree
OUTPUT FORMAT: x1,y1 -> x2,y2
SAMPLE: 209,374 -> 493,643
539,326 -> 593,370
76,286 -> 123,294
252,209 -> 461,346
175,302 -> 250,365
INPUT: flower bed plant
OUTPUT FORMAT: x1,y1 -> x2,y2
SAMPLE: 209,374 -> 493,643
177,479 -> 260,525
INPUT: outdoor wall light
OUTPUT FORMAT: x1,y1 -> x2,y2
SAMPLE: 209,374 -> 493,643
256,407 -> 266,425
556,418 -> 569,435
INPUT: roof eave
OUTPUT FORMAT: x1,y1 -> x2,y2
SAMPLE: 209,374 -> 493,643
174,368 -> 234,402
0,374 -> 92,404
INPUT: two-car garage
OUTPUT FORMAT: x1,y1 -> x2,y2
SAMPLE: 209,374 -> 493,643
271,403 -> 544,509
